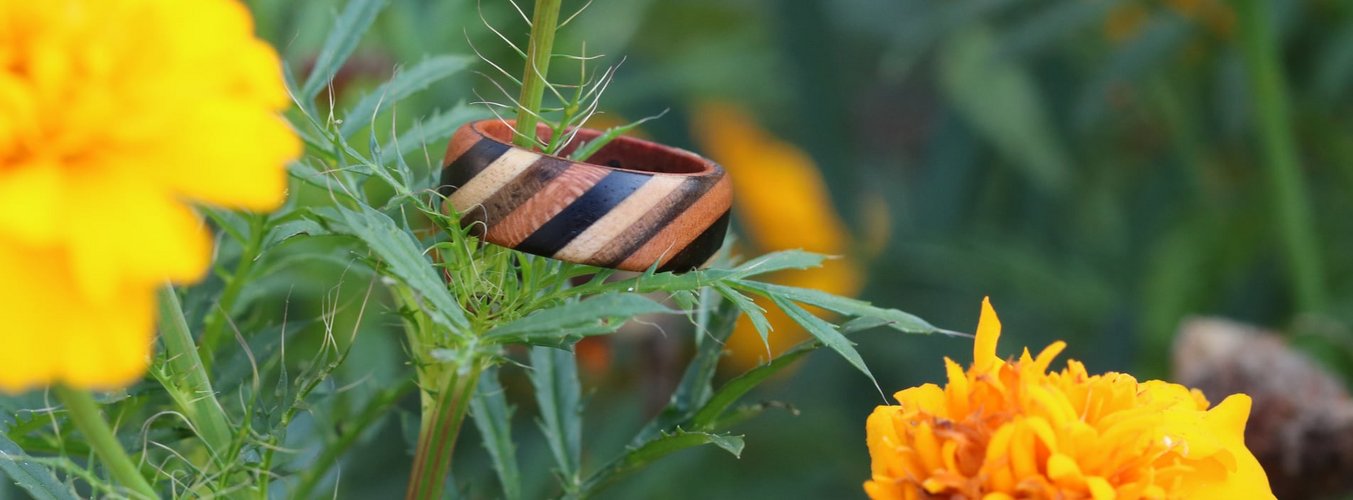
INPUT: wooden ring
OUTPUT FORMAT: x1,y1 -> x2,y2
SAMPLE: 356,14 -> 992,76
439,119 -> 732,272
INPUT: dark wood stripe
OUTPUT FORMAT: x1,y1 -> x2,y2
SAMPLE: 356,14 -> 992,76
515,171 -> 651,257
593,175 -> 713,268
462,155 -> 571,234
438,139 -> 511,198
657,210 -> 731,273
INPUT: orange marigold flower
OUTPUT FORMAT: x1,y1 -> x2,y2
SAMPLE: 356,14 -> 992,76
0,0 -> 299,391
865,298 -> 1274,499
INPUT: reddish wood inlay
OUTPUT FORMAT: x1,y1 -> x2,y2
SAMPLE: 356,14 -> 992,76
486,164 -> 610,247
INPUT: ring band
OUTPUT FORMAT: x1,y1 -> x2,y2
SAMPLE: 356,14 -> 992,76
439,119 -> 731,272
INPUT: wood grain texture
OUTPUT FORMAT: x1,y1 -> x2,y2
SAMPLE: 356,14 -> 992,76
439,119 -> 731,272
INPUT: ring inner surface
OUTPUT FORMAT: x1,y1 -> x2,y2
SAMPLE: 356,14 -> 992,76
475,120 -> 710,175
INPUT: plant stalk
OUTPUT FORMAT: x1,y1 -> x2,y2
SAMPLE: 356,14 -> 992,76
513,0 -> 564,149
156,285 -> 235,465
1234,0 -> 1327,313
53,386 -> 156,499
404,365 -> 484,500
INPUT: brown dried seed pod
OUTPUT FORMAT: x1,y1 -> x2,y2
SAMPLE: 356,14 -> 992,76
1173,317 -> 1353,499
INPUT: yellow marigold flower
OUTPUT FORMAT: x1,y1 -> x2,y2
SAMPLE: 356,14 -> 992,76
0,0 -> 298,391
690,102 -> 865,365
865,298 -> 1274,500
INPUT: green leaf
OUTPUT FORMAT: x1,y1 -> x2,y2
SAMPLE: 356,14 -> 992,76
728,249 -> 829,278
632,297 -> 740,445
714,283 -> 771,353
326,204 -> 470,332
733,280 -> 937,334
691,348 -> 812,431
567,111 -> 668,161
380,103 -> 490,162
261,219 -> 328,250
689,311 -> 894,431
470,368 -> 521,500
582,430 -> 743,496
769,295 -> 876,386
529,346 -> 582,492
484,294 -> 676,345
0,422 -> 77,500
341,55 -> 475,137
939,24 -> 1071,194
301,0 -> 389,102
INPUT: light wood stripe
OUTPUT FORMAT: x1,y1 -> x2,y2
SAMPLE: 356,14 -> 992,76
447,147 -> 539,210
551,175 -> 686,263
486,165 -> 609,247
616,175 -> 733,271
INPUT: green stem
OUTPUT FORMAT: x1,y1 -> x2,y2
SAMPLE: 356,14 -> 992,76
513,0 -> 564,149
52,386 -> 156,499
404,366 -> 484,500
1234,0 -> 1327,313
156,285 -> 235,466
199,215 -> 265,370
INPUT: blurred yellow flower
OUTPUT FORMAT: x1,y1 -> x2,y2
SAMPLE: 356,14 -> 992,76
1104,0 -> 1234,43
690,103 -> 866,366
0,0 -> 299,391
865,298 -> 1273,499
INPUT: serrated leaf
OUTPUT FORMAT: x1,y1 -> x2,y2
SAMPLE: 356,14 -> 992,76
262,219 -> 328,249
632,297 -> 740,445
733,280 -> 937,334
691,347 -> 812,431
769,295 -> 876,385
729,249 -> 829,278
529,347 -> 582,492
341,55 -> 475,137
0,425 -> 77,500
690,311 -> 890,431
582,430 -> 743,495
714,283 -> 771,353
301,0 -> 389,102
380,103 -> 490,162
470,368 -> 521,500
484,294 -> 676,345
327,204 -> 469,332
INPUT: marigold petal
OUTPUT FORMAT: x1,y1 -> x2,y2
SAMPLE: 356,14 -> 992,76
0,241 -> 151,391
0,162 -> 63,244
972,296 -> 1002,374
1087,476 -> 1116,500
68,174 -> 211,299
155,101 -> 298,210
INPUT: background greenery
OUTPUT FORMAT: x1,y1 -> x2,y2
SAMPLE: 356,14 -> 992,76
8,0 -> 1353,498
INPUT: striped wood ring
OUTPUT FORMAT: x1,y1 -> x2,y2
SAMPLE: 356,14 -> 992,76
439,119 -> 731,272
